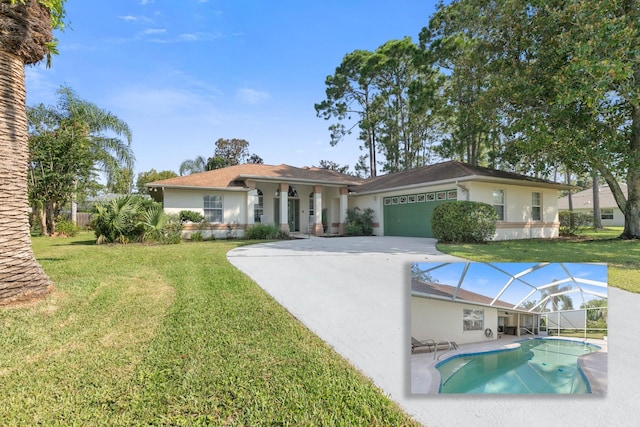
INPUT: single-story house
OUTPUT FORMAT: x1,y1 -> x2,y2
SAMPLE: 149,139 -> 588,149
411,278 -> 537,345
147,160 -> 571,240
557,183 -> 626,227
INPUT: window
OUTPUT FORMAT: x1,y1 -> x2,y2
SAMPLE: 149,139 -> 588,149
204,195 -> 223,223
531,192 -> 541,221
308,192 -> 315,217
601,208 -> 614,220
254,190 -> 263,222
463,308 -> 484,331
493,189 -> 505,220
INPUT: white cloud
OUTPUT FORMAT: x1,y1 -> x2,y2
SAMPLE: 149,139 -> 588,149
140,0 -> 154,5
178,33 -> 198,42
118,15 -> 138,22
235,88 -> 270,105
140,28 -> 166,35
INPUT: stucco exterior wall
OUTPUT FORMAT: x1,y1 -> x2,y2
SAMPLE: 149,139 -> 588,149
568,207 -> 625,227
163,188 -> 248,239
464,182 -> 560,240
411,297 -> 498,345
351,181 -> 560,240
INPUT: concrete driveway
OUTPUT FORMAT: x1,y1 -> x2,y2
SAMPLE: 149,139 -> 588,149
227,236 -> 638,427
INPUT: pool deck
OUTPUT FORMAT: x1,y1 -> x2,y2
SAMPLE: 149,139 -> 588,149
411,335 -> 608,394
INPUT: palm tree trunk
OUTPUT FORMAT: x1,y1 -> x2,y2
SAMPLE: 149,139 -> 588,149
0,49 -> 52,304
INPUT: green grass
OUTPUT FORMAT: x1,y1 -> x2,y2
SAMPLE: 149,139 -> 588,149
436,227 -> 640,293
0,233 -> 418,426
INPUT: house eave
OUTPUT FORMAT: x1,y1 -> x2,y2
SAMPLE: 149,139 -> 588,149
146,184 -> 249,192
350,177 -> 468,196
350,175 -> 572,196
236,174 -> 359,187
411,291 -> 534,314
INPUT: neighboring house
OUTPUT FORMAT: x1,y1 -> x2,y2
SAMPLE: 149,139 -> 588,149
147,160 -> 571,240
557,183 -> 626,227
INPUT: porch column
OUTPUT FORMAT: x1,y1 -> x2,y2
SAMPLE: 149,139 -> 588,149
246,180 -> 256,227
279,183 -> 289,232
313,185 -> 323,236
338,187 -> 348,235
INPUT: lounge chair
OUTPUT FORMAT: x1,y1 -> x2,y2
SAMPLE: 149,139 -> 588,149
411,337 -> 436,353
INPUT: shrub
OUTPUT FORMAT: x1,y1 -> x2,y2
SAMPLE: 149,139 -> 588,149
345,207 -> 374,236
179,210 -> 204,223
162,214 -> 184,244
431,201 -> 497,243
558,210 -> 593,236
54,218 -> 79,237
190,231 -> 203,242
245,223 -> 290,240
345,223 -> 363,236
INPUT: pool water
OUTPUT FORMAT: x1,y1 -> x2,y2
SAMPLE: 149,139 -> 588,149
437,339 -> 599,394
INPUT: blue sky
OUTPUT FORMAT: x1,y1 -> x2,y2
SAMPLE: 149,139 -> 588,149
25,0 -> 440,179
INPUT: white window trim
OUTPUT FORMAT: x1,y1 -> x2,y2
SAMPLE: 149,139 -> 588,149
532,191 -> 542,221
204,195 -> 223,223
601,208 -> 614,220
254,190 -> 264,222
493,189 -> 505,221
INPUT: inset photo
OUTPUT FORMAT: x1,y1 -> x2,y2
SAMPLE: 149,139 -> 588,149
410,262 -> 607,395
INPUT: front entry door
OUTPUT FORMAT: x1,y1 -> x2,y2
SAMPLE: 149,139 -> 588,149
288,199 -> 299,232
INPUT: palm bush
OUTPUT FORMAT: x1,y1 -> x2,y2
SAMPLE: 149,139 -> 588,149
92,196 -> 183,244
137,204 -> 168,242
91,195 -> 142,244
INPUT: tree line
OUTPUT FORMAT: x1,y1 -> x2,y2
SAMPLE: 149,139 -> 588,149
316,0 -> 639,239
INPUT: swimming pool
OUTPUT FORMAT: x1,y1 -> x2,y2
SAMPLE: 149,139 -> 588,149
436,339 -> 600,394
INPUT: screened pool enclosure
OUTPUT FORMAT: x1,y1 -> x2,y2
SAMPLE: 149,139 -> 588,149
411,262 -> 608,340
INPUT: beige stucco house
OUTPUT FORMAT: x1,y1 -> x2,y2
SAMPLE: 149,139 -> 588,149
557,184 -> 626,227
147,160 -> 571,240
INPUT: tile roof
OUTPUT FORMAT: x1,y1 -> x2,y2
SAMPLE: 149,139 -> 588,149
558,183 -> 626,210
147,163 -> 364,189
350,160 -> 570,194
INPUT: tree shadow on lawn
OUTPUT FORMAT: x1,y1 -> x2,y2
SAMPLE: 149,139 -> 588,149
51,238 -> 97,246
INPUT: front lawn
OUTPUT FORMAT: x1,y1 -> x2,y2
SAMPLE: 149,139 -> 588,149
0,233 -> 418,426
436,227 -> 640,293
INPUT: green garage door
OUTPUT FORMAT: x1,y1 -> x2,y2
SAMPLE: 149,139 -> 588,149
383,190 -> 457,237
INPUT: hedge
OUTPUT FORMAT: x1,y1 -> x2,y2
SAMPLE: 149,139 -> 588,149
431,201 -> 497,243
